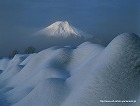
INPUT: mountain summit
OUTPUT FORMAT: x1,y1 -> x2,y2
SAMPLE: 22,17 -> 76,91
35,21 -> 91,38
32,21 -> 100,50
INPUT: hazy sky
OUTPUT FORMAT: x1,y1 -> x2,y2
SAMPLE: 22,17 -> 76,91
0,0 -> 140,57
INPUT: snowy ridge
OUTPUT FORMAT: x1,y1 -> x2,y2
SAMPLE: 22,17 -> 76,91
35,21 -> 92,38
0,33 -> 140,106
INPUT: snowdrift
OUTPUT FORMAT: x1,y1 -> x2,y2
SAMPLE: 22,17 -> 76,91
0,33 -> 139,106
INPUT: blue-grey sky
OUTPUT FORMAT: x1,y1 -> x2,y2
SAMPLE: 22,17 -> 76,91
0,0 -> 140,57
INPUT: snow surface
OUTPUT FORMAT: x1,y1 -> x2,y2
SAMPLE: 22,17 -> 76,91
0,33 -> 140,106
0,58 -> 11,71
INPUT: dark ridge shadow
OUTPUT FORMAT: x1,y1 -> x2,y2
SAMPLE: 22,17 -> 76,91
0,70 -> 3,74
0,93 -> 11,106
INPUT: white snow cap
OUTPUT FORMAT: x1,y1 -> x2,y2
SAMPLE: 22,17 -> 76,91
36,21 -> 92,38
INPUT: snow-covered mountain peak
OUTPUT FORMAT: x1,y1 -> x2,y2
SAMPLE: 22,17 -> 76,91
35,21 -> 92,38
47,21 -> 69,29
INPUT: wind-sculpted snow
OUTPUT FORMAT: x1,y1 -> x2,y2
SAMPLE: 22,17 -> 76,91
0,33 -> 140,106
0,58 -> 10,71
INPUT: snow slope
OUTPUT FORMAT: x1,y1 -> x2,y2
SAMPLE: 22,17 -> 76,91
35,21 -> 91,38
31,21 -> 101,52
0,33 -> 139,106
0,58 -> 10,71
